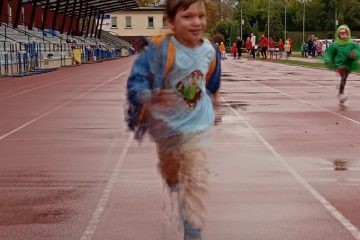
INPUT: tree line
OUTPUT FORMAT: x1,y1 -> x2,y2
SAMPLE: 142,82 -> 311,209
138,0 -> 360,46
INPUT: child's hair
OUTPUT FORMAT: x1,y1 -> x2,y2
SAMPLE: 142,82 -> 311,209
166,0 -> 204,21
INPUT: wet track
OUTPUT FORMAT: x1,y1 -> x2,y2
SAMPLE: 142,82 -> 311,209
0,56 -> 359,240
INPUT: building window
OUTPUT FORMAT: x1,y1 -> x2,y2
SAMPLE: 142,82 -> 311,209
111,16 -> 117,28
148,16 -> 154,28
125,16 -> 132,28
162,16 -> 167,28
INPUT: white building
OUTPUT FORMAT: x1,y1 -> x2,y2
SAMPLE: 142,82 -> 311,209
107,2 -> 167,43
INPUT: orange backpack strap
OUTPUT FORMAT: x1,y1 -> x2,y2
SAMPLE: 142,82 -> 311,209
164,40 -> 176,79
206,56 -> 216,84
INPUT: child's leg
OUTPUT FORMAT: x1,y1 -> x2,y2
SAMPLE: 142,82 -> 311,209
178,133 -> 209,233
156,136 -> 181,188
338,68 -> 350,94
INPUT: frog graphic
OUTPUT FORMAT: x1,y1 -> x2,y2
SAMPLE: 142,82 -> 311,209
176,70 -> 203,109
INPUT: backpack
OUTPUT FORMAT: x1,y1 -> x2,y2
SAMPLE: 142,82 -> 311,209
127,34 -> 221,141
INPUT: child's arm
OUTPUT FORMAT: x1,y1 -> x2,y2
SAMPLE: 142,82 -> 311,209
350,43 -> 360,60
205,47 -> 222,112
323,44 -> 336,66
126,51 -> 154,132
127,51 -> 153,106
206,47 -> 222,95
148,89 -> 177,112
127,47 -> 177,113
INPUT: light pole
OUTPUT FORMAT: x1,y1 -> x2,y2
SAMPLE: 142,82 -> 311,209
335,8 -> 338,32
302,0 -> 305,43
267,0 -> 270,47
240,8 -> 243,40
284,0 -> 287,40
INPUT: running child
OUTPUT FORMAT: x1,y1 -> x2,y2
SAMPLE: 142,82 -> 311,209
126,0 -> 221,239
324,25 -> 360,103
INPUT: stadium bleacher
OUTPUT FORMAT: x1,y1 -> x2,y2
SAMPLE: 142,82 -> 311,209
0,0 -> 138,77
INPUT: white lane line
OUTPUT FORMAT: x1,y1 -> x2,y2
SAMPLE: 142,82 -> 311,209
0,80 -> 67,101
0,72 -> 90,101
80,132 -> 133,240
0,72 -> 127,141
297,79 -> 360,98
228,60 -> 360,97
223,97 -> 360,240
251,80 -> 360,125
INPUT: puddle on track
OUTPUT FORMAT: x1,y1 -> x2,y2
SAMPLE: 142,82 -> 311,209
333,159 -> 348,171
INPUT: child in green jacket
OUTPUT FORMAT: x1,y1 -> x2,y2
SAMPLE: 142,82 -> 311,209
324,25 -> 360,103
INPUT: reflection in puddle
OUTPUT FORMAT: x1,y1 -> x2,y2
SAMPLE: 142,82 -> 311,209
222,78 -> 239,82
334,159 -> 348,171
222,73 -> 232,77
220,100 -> 277,112
221,102 -> 249,111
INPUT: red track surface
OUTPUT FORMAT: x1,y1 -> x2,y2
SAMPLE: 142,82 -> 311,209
0,57 -> 359,240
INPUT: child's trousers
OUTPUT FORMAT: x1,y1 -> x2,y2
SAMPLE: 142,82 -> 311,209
338,68 -> 349,94
156,132 -> 209,230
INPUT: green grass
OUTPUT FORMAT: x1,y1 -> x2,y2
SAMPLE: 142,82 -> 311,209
267,58 -> 360,73
274,59 -> 326,68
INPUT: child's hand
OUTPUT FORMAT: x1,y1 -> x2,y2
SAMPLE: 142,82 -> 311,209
350,50 -> 356,59
149,89 -> 177,111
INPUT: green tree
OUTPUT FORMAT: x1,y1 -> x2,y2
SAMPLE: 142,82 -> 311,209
205,0 -> 221,32
265,11 -> 284,40
233,1 -> 253,40
229,21 -> 239,46
252,21 -> 260,44
209,0 -> 360,36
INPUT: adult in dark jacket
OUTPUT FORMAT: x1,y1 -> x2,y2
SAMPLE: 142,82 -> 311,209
236,36 -> 243,59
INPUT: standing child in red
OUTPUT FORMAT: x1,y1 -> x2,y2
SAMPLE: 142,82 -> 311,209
278,38 -> 284,59
268,37 -> 274,59
231,43 -> 238,59
260,34 -> 268,59
245,36 -> 252,58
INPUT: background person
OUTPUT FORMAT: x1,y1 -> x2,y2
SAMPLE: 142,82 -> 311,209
231,42 -> 238,59
236,36 -> 243,59
250,33 -> 256,58
245,36 -> 252,58
219,41 -> 226,59
260,34 -> 268,59
324,24 -> 360,103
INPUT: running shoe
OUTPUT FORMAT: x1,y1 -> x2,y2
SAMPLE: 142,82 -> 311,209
184,221 -> 202,240
338,94 -> 348,103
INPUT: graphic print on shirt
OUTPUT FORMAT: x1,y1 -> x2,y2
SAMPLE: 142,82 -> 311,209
176,70 -> 203,110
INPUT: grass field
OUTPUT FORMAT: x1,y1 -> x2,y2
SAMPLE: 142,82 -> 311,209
266,57 -> 360,73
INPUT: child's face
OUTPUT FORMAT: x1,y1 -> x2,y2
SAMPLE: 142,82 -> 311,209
339,29 -> 349,39
168,1 -> 206,48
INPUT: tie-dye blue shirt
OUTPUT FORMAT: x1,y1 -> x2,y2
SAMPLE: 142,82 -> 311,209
148,36 -> 216,139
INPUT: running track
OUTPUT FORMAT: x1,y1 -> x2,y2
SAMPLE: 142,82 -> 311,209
0,56 -> 359,240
